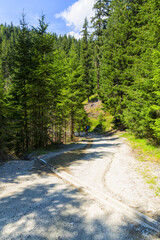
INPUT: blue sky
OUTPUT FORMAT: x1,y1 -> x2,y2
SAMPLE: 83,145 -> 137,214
0,0 -> 95,38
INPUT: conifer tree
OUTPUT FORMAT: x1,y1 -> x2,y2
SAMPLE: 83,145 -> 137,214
10,13 -> 32,154
91,0 -> 110,89
81,18 -> 94,102
48,50 -> 67,144
0,58 -> 4,149
100,0 -> 142,126
64,41 -> 86,141
30,15 -> 54,148
126,0 -> 160,140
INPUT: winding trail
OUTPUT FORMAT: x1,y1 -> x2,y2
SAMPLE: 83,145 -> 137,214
47,133 -> 160,219
0,133 -> 160,239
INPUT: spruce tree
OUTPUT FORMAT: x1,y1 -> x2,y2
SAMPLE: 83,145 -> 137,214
100,0 -> 142,127
0,58 -> 4,149
81,18 -> 94,102
10,13 -> 32,154
63,41 -> 86,141
129,0 -> 160,140
91,0 -> 110,90
30,15 -> 54,148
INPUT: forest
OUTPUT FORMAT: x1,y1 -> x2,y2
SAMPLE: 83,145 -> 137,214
0,0 -> 160,158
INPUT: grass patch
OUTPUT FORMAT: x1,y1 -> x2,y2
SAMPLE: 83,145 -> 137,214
120,132 -> 160,164
156,187 -> 160,196
146,176 -> 157,185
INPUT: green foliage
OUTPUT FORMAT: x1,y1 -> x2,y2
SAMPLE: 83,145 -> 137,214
100,0 -> 137,126
0,58 -> 4,147
2,0 -> 160,157
81,18 -> 95,100
62,41 -> 87,141
0,15 -> 89,157
9,14 -> 33,154
123,0 -> 160,141
91,0 -> 110,90
98,0 -> 160,143
85,100 -> 113,132
91,0 -> 110,36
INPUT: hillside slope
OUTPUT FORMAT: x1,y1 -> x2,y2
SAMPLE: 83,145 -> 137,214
84,100 -> 113,132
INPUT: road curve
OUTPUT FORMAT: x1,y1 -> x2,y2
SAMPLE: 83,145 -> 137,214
0,133 -> 160,239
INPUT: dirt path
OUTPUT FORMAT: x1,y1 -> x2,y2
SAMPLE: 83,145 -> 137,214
56,133 -> 160,221
0,133 -> 160,239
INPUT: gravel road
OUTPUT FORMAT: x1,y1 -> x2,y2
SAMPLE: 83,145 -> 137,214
0,133 -> 160,239
58,134 -> 160,220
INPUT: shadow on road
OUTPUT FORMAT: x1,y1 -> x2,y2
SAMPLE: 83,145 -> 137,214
0,166 -> 158,240
0,135 -> 119,184
47,148 -> 113,169
91,137 -> 120,142
0,134 -> 159,239
47,135 -> 121,170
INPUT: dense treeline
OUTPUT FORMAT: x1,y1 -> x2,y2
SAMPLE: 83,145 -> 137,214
97,0 -> 160,143
1,0 -> 160,158
0,15 -> 95,156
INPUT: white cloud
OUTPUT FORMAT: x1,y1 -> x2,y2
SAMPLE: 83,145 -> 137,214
55,0 -> 95,37
67,31 -> 82,39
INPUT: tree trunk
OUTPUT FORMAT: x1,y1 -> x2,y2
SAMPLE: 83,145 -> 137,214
70,113 -> 74,142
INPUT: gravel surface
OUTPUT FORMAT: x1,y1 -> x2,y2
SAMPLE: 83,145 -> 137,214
62,134 -> 160,221
105,137 -> 160,219
0,133 -> 160,239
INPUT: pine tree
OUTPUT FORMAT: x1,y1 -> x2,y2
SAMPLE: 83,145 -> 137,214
48,50 -> 67,144
10,13 -> 32,154
81,18 -> 94,102
63,41 -> 86,141
91,0 -> 110,90
130,0 -> 160,140
100,0 -> 143,127
29,15 -> 54,148
0,57 -> 4,149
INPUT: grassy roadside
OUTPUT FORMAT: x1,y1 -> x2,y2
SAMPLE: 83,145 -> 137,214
119,132 -> 160,164
119,132 -> 160,196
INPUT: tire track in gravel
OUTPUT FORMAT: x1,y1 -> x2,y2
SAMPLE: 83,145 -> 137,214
101,136 -> 160,222
42,133 -> 160,235
66,136 -> 117,193
102,138 -> 125,202
102,152 -> 116,195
